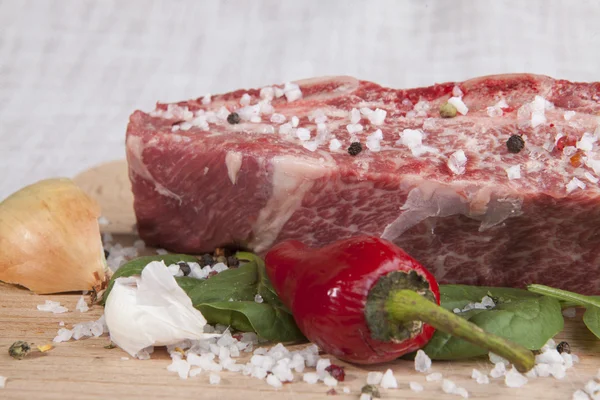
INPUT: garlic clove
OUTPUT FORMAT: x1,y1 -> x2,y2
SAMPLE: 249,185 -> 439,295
0,178 -> 109,294
105,261 -> 217,358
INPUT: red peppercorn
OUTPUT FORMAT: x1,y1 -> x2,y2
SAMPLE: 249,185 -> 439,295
556,135 -> 577,152
264,236 -> 535,371
325,364 -> 346,381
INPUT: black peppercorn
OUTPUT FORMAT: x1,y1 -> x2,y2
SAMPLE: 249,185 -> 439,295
227,255 -> 239,268
177,262 -> 191,276
348,142 -> 363,156
506,135 -> 525,153
201,253 -> 215,266
556,341 -> 571,354
104,249 -> 110,259
227,112 -> 241,124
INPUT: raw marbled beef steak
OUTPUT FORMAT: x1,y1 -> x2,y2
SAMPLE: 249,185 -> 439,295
126,74 -> 600,294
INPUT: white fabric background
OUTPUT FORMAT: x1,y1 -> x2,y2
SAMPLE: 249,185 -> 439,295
1,0 -> 600,198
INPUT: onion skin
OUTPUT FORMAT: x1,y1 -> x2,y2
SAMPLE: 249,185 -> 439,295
0,178 -> 108,294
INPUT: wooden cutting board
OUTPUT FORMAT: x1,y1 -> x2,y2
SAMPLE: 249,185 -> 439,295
0,160 -> 598,400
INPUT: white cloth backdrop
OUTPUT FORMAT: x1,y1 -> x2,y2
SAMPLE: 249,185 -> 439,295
1,0 -> 600,198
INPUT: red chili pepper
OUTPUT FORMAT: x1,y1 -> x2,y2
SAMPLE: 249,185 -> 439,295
265,236 -> 534,371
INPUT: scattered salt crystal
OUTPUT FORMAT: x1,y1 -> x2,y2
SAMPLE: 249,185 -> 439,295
573,389 -> 591,400
549,363 -> 567,379
75,296 -> 89,313
525,368 -> 537,379
442,379 -> 457,394
250,115 -> 262,123
166,264 -> 183,277
283,82 -> 302,102
472,368 -> 490,384
240,93 -> 251,106
251,366 -> 268,380
219,346 -> 230,361
505,367 -> 528,387
409,381 -> 424,392
201,94 -> 211,105
366,129 -> 383,152
59,321 -> 64,326
455,387 -> 469,398
584,379 -> 600,395
426,372 -> 443,382
266,373 -> 282,388
316,358 -> 331,373
453,86 -> 464,97
398,129 -> 437,157
156,249 -> 168,255
447,150 -> 467,175
535,363 -> 551,377
260,87 -> 274,101
346,123 -> 364,134
216,106 -> 230,120
302,141 -> 319,152
448,97 -> 468,115
133,239 -> 146,249
350,108 -> 361,124
212,263 -> 228,273
572,354 -> 580,364
0,376 -> 6,388
324,375 -> 338,387
563,308 -> 577,318
53,328 -> 73,343
360,394 -> 372,400
562,353 -> 574,369
564,111 -> 576,121
296,127 -> 311,141
380,369 -> 398,389
209,373 -> 221,385
490,362 -> 507,378
329,138 -> 342,151
566,177 -> 586,193
38,300 -> 68,314
270,113 -> 286,124
489,352 -> 509,365
505,165 -> 521,180
303,372 -> 319,384
368,108 -> 387,125
167,358 -> 190,379
98,216 -> 110,225
415,350 -> 432,372
343,386 -> 351,393
121,357 -> 129,360
274,87 -> 284,98
366,371 -> 383,385
189,368 -> 203,377
577,132 -> 597,152
487,106 -> 504,117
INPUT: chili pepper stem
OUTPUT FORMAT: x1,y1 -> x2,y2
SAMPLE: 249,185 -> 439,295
528,284 -> 600,308
386,290 -> 535,372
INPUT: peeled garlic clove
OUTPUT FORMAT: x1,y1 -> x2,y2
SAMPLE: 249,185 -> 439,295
105,261 -> 217,358
0,178 -> 108,294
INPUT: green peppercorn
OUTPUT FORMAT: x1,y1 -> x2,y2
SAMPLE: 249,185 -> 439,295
439,102 -> 458,118
9,341 -> 31,360
348,142 -> 363,156
361,384 -> 381,398
506,134 -> 525,153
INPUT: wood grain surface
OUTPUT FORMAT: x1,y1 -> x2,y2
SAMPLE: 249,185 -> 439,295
0,161 -> 598,399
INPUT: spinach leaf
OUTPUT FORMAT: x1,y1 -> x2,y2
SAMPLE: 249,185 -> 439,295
182,264 -> 258,304
198,301 -> 304,343
421,285 -> 563,360
236,251 -> 289,312
528,284 -> 600,339
101,254 -> 198,304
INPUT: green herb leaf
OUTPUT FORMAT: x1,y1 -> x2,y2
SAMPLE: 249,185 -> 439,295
236,251 -> 289,312
198,301 -> 305,343
101,254 -> 199,304
528,284 -> 600,339
421,285 -> 563,360
181,264 -> 258,304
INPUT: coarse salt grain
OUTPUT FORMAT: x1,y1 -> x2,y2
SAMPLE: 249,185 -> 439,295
291,116 -> 300,128
442,379 -> 457,394
366,371 -> 383,385
490,362 -> 506,378
303,372 -> 319,384
505,367 -> 528,388
472,368 -> 490,384
426,372 -> 443,382
209,373 -> 221,385
409,381 -> 424,392
455,387 -> 469,398
53,328 -> 73,343
260,87 -> 274,101
201,94 -> 211,105
573,389 -> 591,400
350,108 -> 361,124
0,376 -> 6,389
303,141 -> 319,152
239,93 -> 251,106
279,123 -> 293,135
380,369 -> 398,389
549,363 -> 567,379
270,113 -> 286,124
414,350 -> 431,372
566,177 -> 586,193
76,296 -> 89,312
359,394 -> 372,400
324,375 -> 338,387
564,111 -> 576,121
448,150 -> 467,175
343,387 -> 350,393
584,379 -> 600,395
448,97 -> 468,115
296,127 -> 311,141
506,165 -> 521,180
368,108 -> 387,125
346,123 -> 363,134
584,172 -> 599,184
329,138 -> 342,151
266,373 -> 283,388
577,132 -> 597,152
366,129 -> 383,152
37,300 -> 68,314
283,82 -> 302,103
489,352 -> 509,365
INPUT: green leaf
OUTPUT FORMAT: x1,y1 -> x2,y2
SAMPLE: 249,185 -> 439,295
101,254 -> 198,304
528,284 -> 600,340
237,251 -> 289,312
184,264 -> 258,304
198,301 -> 305,343
421,285 -> 564,360
583,307 -> 600,339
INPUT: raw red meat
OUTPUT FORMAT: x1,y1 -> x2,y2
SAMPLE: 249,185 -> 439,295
126,74 -> 600,294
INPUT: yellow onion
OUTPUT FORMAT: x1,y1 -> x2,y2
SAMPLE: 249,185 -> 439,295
0,178 -> 109,294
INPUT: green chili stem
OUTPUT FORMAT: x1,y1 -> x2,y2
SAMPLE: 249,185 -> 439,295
386,290 -> 535,373
527,284 -> 600,309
